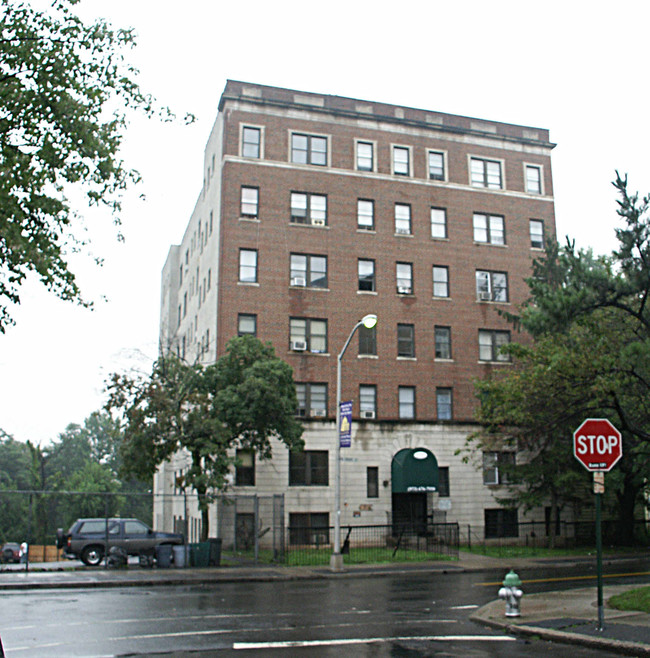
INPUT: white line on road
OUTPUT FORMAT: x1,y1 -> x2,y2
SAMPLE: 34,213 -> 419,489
233,635 -> 517,650
450,604 -> 480,609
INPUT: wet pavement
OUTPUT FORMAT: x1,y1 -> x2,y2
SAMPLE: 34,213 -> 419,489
1,551 -> 649,655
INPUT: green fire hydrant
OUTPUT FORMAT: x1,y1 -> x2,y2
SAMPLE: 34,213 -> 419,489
498,569 -> 523,617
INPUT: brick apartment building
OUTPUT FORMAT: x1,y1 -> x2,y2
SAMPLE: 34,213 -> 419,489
155,80 -> 556,547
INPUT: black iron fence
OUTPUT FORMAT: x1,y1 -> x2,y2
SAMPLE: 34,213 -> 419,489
463,519 -> 650,556
285,522 -> 459,566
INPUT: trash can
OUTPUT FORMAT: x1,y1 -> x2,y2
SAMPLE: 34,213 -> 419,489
208,538 -> 222,566
172,545 -> 188,568
156,544 -> 173,568
189,542 -> 210,567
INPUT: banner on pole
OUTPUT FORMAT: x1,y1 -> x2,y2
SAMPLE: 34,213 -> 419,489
339,401 -> 352,447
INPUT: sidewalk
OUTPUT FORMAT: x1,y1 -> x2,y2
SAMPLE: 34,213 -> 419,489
1,552 -> 648,655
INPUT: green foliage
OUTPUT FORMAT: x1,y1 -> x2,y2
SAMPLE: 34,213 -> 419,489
0,0 -> 191,331
107,336 -> 304,539
471,174 -> 650,538
0,412 -> 152,543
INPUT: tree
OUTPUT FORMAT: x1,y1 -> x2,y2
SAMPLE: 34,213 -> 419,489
0,0 -> 190,331
107,336 -> 304,540
470,174 -> 650,543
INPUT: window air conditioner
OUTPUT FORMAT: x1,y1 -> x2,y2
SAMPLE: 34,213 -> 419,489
397,286 -> 411,294
361,410 -> 376,419
290,340 -> 307,351
310,408 -> 327,417
291,277 -> 307,287
396,227 -> 410,235
312,218 -> 326,226
478,291 -> 491,301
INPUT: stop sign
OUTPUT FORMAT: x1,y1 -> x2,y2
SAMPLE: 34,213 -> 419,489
573,418 -> 622,472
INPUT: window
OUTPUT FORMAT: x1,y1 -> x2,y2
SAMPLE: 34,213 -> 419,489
242,126 -> 261,158
289,512 -> 329,545
295,383 -> 327,417
359,325 -> 377,356
470,157 -> 502,189
359,385 -> 377,416
358,259 -> 375,291
483,451 -> 515,485
428,151 -> 445,180
485,508 -> 518,539
290,318 -> 327,353
357,199 -> 374,230
432,266 -> 449,298
431,208 -> 447,239
473,213 -> 505,245
476,270 -> 508,302
356,141 -> 374,171
395,203 -> 411,234
435,326 -> 451,359
367,467 -> 379,498
238,249 -> 258,283
289,450 -> 328,486
438,466 -> 450,497
396,262 -> 413,294
436,387 -> 452,420
238,314 -> 257,336
530,219 -> 544,249
479,329 -> 511,362
241,186 -> 259,218
397,324 -> 415,358
291,192 -> 327,225
398,386 -> 415,419
393,146 -> 410,175
235,449 -> 255,486
525,165 -> 542,194
290,254 -> 327,288
291,133 -> 327,166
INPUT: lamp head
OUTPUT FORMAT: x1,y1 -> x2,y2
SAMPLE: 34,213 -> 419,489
361,314 -> 378,329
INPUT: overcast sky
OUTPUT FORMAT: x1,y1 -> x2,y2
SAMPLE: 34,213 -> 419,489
2,0 -> 649,445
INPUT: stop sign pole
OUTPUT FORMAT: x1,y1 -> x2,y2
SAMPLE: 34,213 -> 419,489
573,418 -> 623,631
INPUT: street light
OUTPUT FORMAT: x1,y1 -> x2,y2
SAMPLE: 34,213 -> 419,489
331,313 -> 378,572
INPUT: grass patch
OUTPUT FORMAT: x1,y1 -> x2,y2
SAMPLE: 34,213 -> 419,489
460,545 -> 638,559
608,586 -> 650,613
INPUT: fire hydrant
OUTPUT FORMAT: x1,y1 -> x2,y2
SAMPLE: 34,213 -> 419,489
498,569 -> 523,617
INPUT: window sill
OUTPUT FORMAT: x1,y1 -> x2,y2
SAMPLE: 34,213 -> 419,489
434,358 -> 454,363
478,360 -> 512,365
290,286 -> 330,292
397,356 -> 416,361
357,290 -> 377,295
476,299 -> 510,305
357,228 -> 376,234
289,222 -> 330,229
237,281 -> 260,287
473,242 -> 508,248
358,354 -> 378,360
239,216 -> 260,222
432,295 -> 450,301
394,232 -> 414,238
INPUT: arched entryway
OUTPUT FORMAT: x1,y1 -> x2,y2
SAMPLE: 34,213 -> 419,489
391,448 -> 439,534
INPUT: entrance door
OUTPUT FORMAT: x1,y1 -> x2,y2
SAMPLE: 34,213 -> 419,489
392,492 -> 427,535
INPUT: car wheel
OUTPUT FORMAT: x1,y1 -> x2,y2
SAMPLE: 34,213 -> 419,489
81,546 -> 104,566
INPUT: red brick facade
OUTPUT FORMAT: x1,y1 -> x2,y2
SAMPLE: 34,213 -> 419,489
201,81 -> 556,423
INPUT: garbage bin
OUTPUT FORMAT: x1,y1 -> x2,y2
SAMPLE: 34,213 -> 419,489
189,542 -> 210,567
208,538 -> 222,566
172,545 -> 188,568
156,544 -> 173,568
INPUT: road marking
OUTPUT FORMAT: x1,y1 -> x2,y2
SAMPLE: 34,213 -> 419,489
477,570 -> 650,587
233,635 -> 517,650
450,604 -> 479,609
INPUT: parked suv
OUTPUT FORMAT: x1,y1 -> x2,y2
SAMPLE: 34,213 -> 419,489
57,518 -> 184,566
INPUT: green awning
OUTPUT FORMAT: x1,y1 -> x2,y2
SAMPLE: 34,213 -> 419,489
391,448 -> 439,493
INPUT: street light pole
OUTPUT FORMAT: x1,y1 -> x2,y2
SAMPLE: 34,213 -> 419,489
330,313 -> 377,572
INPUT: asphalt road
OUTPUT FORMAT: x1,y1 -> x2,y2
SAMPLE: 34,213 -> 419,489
3,561 -> 647,657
